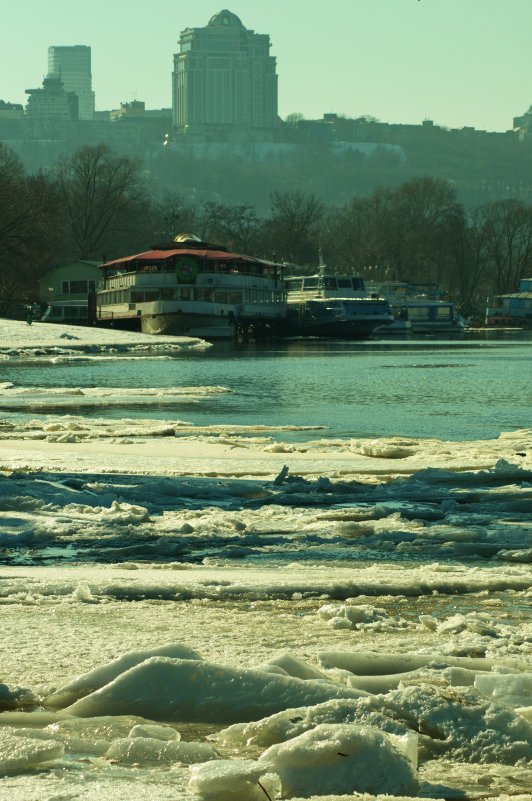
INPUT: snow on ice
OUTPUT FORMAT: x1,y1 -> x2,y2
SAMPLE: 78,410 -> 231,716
0,321 -> 531,801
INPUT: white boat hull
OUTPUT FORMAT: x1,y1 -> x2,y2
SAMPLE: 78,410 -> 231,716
141,311 -> 236,339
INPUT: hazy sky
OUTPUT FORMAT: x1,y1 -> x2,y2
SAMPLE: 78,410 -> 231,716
2,0 -> 530,131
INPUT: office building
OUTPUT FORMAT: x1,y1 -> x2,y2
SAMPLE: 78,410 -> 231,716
48,45 -> 95,120
172,9 -> 277,139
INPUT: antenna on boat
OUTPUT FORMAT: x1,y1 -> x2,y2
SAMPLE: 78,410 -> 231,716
318,247 -> 326,278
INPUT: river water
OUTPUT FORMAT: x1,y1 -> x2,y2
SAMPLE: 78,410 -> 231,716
3,333 -> 531,441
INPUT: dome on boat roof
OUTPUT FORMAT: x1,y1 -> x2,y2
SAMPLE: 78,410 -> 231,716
208,10 -> 244,28
173,233 -> 202,243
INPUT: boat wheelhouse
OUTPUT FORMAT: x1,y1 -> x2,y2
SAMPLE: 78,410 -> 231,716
94,235 -> 287,340
280,273 -> 393,339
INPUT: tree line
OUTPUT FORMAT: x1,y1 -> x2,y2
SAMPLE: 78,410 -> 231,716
1,142 -> 532,317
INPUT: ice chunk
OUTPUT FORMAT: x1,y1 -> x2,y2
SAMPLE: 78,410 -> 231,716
45,643 -> 202,708
318,603 -> 387,630
350,439 -> 415,459
218,698 -> 410,749
360,683 -> 532,764
257,652 -> 330,682
516,706 -> 532,722
43,715 -> 154,755
474,673 -> 532,709
259,723 -> 419,797
105,736 -> 217,765
0,728 -> 64,772
66,657 -> 367,723
189,758 -> 281,801
128,723 -> 180,741
0,682 -> 36,711
318,651 -> 496,674
72,581 -> 96,603
346,669 -> 438,694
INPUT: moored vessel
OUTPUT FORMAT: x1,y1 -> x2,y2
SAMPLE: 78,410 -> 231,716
279,272 -> 393,339
367,282 -> 466,334
94,235 -> 287,340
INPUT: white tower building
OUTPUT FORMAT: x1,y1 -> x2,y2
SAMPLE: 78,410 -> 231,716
173,10 -> 278,139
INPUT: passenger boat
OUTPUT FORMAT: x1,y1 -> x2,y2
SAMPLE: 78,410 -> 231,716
279,272 -> 393,339
93,235 -> 287,340
394,299 -> 466,333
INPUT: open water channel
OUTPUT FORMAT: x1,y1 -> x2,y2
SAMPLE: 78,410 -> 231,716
3,332 -> 531,441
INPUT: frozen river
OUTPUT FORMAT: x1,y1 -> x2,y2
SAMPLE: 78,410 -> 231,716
0,321 -> 531,801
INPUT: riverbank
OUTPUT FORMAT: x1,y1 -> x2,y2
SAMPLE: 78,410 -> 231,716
0,319 -> 210,361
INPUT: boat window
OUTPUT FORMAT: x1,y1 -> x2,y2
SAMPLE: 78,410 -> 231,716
216,290 -> 229,304
407,306 -> 429,320
179,288 -> 192,300
337,278 -> 351,288
228,291 -> 243,304
286,279 -> 303,291
61,279 -> 94,294
435,306 -> 452,320
195,288 -> 213,302
324,277 -> 337,289
303,278 -> 318,289
352,278 -> 365,291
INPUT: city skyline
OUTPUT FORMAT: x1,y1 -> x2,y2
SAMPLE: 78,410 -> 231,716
1,0 -> 531,132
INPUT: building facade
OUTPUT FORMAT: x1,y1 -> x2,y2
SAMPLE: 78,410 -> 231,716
172,9 -> 277,140
25,76 -> 79,121
39,260 -> 100,324
48,45 -> 95,120
514,105 -> 532,140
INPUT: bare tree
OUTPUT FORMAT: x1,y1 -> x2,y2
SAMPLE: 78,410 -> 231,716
327,190 -> 394,274
0,145 -> 60,314
266,190 -> 325,264
150,192 -> 199,242
384,177 -> 461,285
331,178 -> 460,284
57,145 -> 146,259
442,206 -> 490,315
476,199 -> 532,296
194,201 -> 262,253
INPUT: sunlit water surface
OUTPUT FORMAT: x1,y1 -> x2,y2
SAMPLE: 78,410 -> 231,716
3,334 -> 531,441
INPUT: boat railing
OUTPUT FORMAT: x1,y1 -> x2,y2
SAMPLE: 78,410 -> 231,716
104,272 -> 179,290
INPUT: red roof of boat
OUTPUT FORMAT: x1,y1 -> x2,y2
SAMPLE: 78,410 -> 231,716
99,248 -> 259,268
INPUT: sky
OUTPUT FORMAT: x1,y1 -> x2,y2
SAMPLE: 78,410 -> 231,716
1,0 -> 530,132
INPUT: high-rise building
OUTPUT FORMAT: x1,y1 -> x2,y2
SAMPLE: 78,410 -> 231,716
48,45 -> 95,120
172,10 -> 278,139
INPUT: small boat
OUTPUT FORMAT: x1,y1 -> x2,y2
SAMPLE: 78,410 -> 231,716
94,234 -> 287,340
279,272 -> 393,339
367,282 -> 466,334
